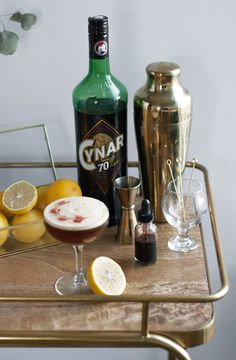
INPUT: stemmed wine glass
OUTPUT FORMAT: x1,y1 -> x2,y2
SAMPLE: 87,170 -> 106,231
44,196 -> 109,295
162,178 -> 207,252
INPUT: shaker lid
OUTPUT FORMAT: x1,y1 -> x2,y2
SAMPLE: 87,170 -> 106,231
146,62 -> 180,76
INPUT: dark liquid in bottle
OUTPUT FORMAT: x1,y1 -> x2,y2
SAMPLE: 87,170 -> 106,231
74,99 -> 127,226
135,233 -> 157,265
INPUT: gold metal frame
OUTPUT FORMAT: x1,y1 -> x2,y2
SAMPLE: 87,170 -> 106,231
0,161 -> 229,359
0,124 -> 57,180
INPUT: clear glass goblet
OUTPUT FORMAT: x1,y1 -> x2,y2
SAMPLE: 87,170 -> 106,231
44,196 -> 109,295
162,178 -> 207,252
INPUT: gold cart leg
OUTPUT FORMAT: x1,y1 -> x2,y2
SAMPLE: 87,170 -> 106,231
168,352 -> 176,360
146,334 -> 191,360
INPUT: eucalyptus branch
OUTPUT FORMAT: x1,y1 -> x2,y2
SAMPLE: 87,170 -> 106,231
0,18 -> 5,31
0,13 -> 14,18
0,10 -> 37,55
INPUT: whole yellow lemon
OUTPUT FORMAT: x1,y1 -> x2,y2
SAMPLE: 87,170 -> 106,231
12,209 -> 46,243
35,185 -> 49,211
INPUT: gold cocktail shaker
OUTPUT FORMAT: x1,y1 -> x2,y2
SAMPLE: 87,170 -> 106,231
134,62 -> 192,222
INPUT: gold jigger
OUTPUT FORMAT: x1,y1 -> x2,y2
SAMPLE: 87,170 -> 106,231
114,176 -> 141,245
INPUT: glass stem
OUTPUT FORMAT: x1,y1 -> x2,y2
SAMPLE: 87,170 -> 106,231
177,228 -> 190,242
73,244 -> 84,274
73,244 -> 87,287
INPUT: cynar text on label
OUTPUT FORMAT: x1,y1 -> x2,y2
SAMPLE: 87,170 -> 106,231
79,134 -> 124,171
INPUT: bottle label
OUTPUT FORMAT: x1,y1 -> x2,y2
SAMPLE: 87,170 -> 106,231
75,112 -> 127,195
94,41 -> 108,57
89,34 -> 109,59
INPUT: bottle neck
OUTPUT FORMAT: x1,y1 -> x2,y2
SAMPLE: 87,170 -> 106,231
88,58 -> 111,76
88,31 -> 110,76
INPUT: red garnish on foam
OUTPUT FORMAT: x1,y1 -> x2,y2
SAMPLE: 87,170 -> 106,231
73,215 -> 86,223
49,200 -> 86,224
50,200 -> 70,215
58,216 -> 68,221
50,207 -> 60,214
57,200 -> 70,206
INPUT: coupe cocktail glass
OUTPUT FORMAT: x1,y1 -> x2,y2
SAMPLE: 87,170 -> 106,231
162,178 -> 207,252
44,196 -> 109,295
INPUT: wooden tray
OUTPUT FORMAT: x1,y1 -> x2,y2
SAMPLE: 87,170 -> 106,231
0,162 -> 229,360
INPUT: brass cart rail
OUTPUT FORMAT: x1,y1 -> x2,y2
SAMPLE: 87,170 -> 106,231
0,162 -> 229,360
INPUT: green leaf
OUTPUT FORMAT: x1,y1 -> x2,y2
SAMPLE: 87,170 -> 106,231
0,30 -> 19,55
10,11 -> 23,23
0,32 -> 3,49
10,12 -> 37,30
21,13 -> 37,31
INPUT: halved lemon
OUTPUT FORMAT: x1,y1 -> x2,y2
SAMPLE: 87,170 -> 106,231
87,256 -> 126,296
0,191 -> 14,219
2,180 -> 38,215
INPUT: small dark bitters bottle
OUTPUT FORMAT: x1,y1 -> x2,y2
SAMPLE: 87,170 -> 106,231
135,199 -> 157,265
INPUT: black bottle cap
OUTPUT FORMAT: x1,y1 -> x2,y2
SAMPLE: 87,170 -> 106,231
138,199 -> 153,223
88,15 -> 108,35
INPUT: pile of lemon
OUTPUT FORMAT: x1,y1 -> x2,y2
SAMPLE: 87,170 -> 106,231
0,178 -> 82,246
0,178 -> 127,296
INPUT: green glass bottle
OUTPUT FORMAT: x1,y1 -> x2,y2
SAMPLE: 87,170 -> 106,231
73,15 -> 128,226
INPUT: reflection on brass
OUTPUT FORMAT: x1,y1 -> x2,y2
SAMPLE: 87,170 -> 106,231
114,176 -> 140,244
134,62 -> 192,222
0,331 -> 191,359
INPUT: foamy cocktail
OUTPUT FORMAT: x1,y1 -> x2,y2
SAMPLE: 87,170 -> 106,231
44,196 -> 109,295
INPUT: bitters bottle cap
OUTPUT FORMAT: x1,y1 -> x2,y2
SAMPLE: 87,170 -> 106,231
138,199 -> 153,223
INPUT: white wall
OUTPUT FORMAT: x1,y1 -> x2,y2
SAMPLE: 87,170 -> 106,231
0,0 -> 235,359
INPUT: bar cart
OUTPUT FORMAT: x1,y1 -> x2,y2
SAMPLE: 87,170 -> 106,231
0,161 -> 229,360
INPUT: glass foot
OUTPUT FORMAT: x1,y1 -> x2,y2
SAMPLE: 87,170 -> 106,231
55,272 -> 90,295
168,235 -> 198,253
